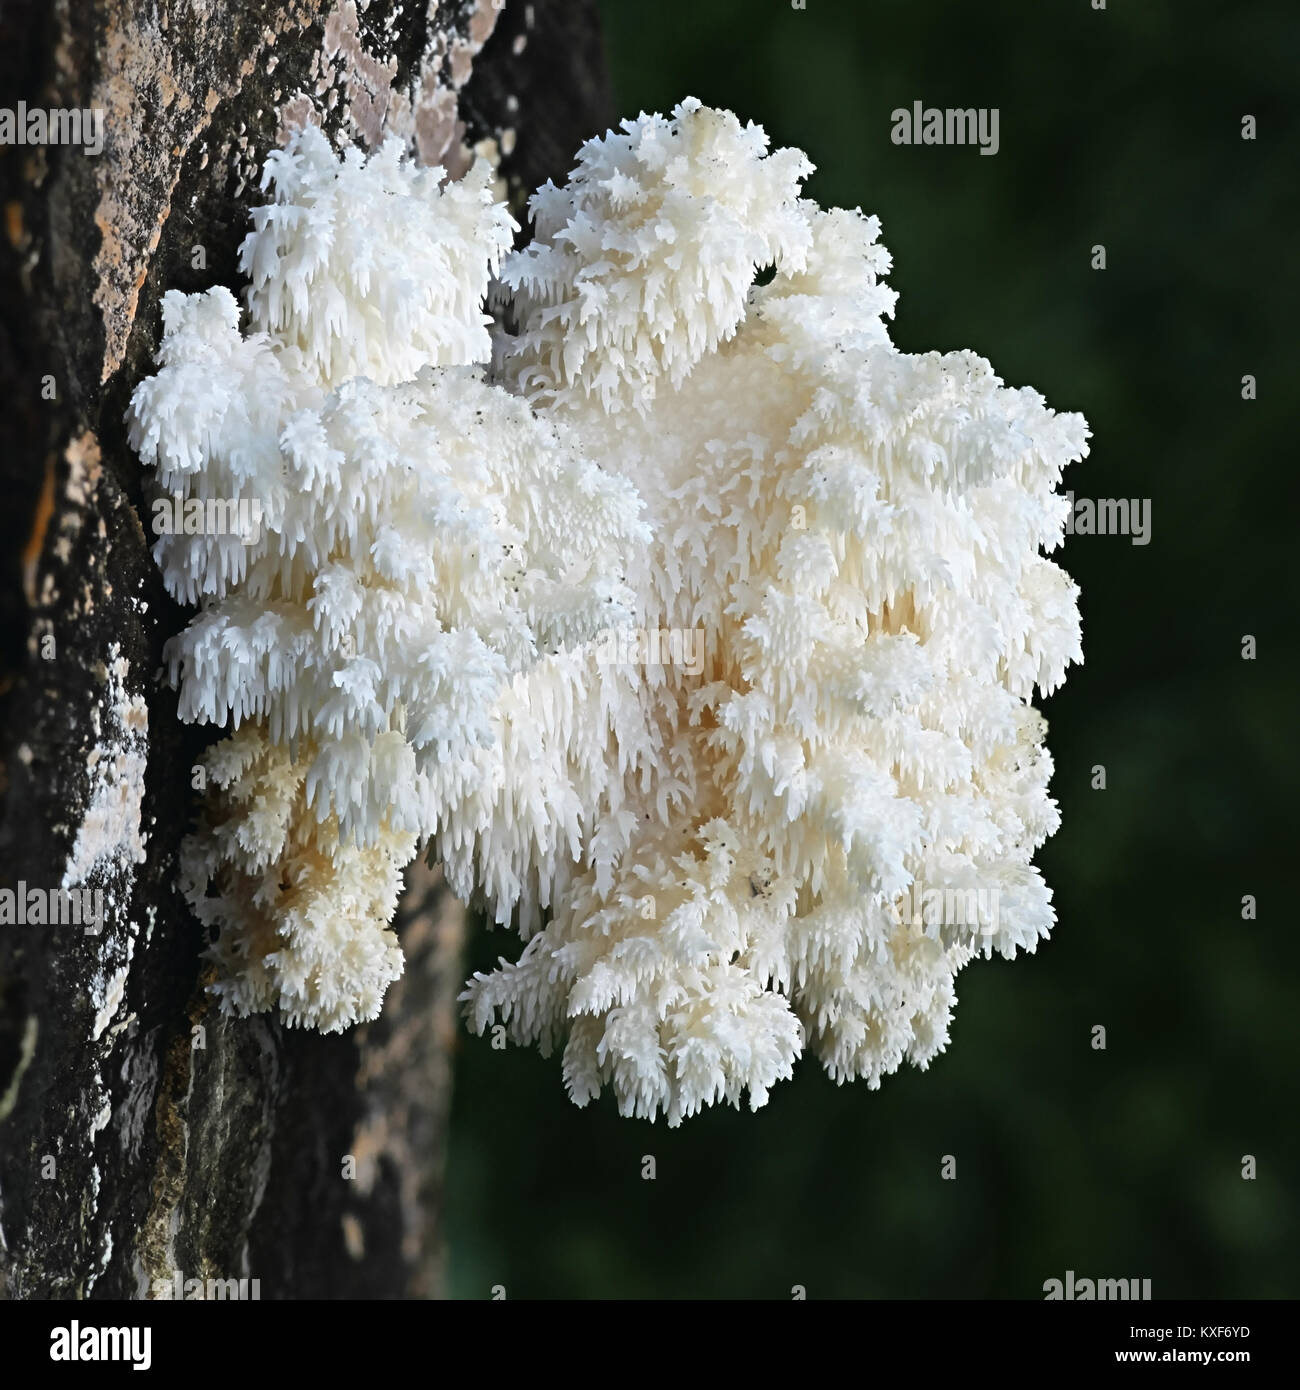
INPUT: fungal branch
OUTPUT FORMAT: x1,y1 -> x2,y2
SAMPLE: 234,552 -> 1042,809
128,100 -> 1088,1123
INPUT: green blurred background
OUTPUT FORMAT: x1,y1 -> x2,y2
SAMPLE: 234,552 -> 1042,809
445,0 -> 1297,1297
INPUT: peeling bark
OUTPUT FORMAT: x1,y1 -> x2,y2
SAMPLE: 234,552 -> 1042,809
0,0 -> 610,1300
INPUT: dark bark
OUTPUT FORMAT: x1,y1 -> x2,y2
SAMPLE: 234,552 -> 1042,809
0,0 -> 610,1300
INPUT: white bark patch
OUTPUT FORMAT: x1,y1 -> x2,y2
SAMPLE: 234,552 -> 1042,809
91,957 -> 132,1042
62,645 -> 149,890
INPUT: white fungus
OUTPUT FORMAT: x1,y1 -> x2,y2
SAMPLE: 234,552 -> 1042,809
129,103 -> 1088,1122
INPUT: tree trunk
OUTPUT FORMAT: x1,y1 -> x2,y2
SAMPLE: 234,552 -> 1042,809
0,0 -> 610,1300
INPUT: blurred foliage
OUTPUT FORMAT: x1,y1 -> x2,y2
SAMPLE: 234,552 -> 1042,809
446,0 -> 1297,1298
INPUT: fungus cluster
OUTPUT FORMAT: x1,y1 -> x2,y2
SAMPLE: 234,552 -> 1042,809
129,100 -> 1088,1120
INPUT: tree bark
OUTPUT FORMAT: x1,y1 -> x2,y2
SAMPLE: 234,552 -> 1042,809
0,0 -> 610,1300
